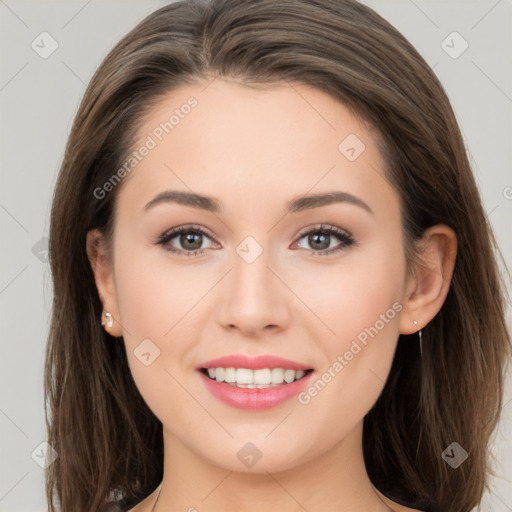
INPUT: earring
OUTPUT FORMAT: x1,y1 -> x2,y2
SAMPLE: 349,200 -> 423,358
413,320 -> 423,357
101,311 -> 113,328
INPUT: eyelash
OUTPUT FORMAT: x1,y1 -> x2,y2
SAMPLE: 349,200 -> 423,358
154,223 -> 355,257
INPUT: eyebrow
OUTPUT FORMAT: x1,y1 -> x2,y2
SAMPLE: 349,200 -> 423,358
144,190 -> 373,215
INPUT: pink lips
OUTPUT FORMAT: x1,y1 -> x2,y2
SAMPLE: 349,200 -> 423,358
197,354 -> 311,371
197,354 -> 314,410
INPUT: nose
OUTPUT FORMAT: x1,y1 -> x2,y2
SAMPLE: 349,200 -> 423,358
216,243 -> 291,337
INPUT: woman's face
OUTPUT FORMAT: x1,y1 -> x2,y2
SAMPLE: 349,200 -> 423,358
97,79 -> 414,472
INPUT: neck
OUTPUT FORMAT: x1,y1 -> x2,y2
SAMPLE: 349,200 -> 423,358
152,421 -> 393,512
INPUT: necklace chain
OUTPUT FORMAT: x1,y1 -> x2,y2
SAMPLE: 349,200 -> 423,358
150,487 -> 162,512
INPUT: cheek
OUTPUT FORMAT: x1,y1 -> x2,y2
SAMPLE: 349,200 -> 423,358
114,240 -> 203,340
292,240 -> 405,346
112,242 -> 215,399
292,241 -> 404,415
112,248 -> 197,418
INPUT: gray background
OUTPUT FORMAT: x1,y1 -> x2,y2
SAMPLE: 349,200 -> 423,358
1,1 -> 511,511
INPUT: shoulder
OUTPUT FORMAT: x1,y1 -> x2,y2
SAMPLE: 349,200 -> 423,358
386,501 -> 426,512
98,501 -> 139,512
387,502 -> 425,512
97,503 -> 125,512
374,487 -> 428,512
391,505 -> 425,512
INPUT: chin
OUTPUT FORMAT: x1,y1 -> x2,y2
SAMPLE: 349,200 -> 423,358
194,434 -> 316,475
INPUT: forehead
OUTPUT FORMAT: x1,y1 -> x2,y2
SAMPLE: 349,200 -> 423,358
115,78 -> 396,222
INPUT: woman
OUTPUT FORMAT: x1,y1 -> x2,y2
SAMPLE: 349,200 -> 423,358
44,1 -> 511,511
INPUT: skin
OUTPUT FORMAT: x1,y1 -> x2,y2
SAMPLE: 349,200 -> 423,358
86,78 -> 457,512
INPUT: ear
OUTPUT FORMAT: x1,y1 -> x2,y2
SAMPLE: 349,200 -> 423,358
399,224 -> 457,334
86,229 -> 123,337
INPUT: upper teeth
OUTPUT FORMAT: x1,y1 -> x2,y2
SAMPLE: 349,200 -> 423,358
206,367 -> 307,387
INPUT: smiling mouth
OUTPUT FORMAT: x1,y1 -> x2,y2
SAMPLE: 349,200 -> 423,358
199,367 -> 314,388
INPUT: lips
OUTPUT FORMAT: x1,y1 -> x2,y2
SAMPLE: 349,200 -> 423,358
197,354 -> 312,371
197,354 -> 314,410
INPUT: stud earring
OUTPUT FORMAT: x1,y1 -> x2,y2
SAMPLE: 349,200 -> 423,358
101,311 -> 113,328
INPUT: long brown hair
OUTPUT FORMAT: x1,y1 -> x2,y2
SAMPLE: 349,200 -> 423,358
45,1 -> 512,511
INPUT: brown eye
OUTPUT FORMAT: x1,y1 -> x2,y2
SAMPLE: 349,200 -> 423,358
178,232 -> 203,251
156,225 -> 217,256
294,224 -> 355,255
